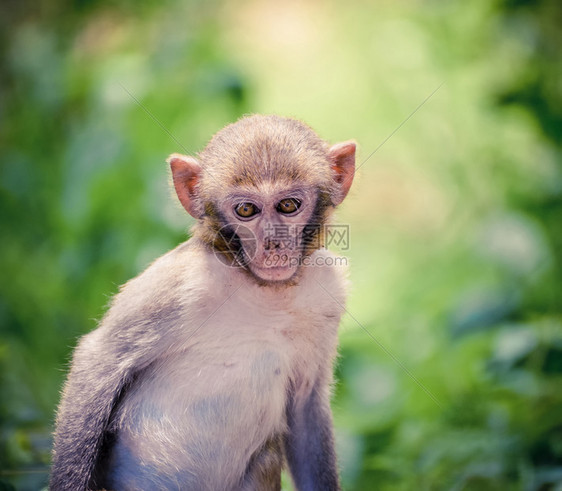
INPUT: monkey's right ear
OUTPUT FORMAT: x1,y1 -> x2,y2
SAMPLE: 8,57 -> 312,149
168,153 -> 202,219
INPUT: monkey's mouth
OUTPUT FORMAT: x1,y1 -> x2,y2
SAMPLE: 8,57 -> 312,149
249,263 -> 299,282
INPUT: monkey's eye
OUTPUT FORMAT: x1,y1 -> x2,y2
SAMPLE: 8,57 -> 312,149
235,202 -> 259,218
276,198 -> 301,215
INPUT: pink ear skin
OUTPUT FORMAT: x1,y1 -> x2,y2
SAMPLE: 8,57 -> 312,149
328,141 -> 356,205
168,153 -> 202,218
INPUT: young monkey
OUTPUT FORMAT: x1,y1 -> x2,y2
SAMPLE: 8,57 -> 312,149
50,115 -> 356,490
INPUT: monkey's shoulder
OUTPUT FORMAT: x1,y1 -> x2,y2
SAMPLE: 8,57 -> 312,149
95,240 -> 213,334
299,248 -> 350,300
81,243 -> 348,360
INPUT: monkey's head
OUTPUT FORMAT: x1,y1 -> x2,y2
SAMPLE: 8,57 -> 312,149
169,115 -> 355,284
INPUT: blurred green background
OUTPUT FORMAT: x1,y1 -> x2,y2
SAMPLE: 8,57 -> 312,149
1,0 -> 561,489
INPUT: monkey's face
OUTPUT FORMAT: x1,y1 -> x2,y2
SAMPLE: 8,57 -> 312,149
169,115 -> 356,285
217,184 -> 322,283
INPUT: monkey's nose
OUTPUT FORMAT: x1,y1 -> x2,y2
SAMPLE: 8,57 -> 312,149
264,238 -> 282,250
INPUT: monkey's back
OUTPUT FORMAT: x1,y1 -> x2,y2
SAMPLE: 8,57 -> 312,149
97,240 -> 347,490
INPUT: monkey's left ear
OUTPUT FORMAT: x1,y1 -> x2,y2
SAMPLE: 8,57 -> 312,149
328,141 -> 356,205
168,153 -> 202,219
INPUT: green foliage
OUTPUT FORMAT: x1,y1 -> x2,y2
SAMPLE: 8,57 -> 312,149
0,0 -> 561,489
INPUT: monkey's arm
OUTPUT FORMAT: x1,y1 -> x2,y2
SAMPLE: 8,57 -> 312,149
285,376 -> 341,491
50,244 -> 193,490
49,330 -> 138,491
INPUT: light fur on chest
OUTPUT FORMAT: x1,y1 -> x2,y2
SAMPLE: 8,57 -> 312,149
105,246 -> 346,489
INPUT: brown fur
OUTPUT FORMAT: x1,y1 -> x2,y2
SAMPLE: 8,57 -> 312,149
197,115 -> 333,195
190,115 -> 338,269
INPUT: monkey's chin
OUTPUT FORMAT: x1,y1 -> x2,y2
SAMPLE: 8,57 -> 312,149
250,264 -> 299,283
